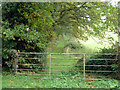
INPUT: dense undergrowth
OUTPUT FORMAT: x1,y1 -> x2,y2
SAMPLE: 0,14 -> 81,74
2,72 -> 120,88
85,47 -> 118,78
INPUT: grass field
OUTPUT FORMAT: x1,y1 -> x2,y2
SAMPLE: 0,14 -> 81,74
0,75 -> 1,89
2,73 -> 119,88
47,54 -> 79,75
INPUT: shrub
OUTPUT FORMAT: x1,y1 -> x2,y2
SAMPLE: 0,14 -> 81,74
85,47 -> 118,76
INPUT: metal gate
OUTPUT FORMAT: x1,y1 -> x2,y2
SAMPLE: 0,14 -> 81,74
17,52 -> 118,80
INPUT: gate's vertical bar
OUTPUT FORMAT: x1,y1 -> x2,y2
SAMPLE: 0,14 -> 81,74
116,53 -> 118,61
49,53 -> 51,79
118,2 -> 120,80
83,54 -> 86,81
16,52 -> 18,75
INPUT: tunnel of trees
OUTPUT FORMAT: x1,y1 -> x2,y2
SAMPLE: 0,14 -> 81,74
2,2 -> 119,75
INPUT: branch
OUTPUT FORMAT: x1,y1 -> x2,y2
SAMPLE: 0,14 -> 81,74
60,2 -> 87,18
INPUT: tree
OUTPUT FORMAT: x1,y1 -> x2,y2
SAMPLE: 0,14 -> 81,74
49,2 -> 118,52
49,2 -> 119,77
49,2 -> 118,40
2,2 -> 118,71
2,2 -> 55,70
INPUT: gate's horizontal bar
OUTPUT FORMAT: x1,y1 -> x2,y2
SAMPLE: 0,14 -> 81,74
84,75 -> 111,77
18,52 -> 118,55
18,52 -> 50,54
17,64 -> 44,65
17,57 -> 48,60
18,57 -> 81,60
17,64 -> 117,67
88,59 -> 118,61
56,70 -> 115,72
17,64 -> 81,66
51,75 -> 82,76
17,73 -> 82,76
17,69 -> 49,71
85,70 -> 115,72
52,64 -> 116,67
17,57 -> 82,60
84,65 -> 117,66
52,58 -> 118,60
18,73 -> 49,76
17,73 -> 114,78
17,69 -> 115,72
17,69 -> 84,72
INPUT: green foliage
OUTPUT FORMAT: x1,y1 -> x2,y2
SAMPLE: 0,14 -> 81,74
51,2 -> 118,40
49,35 -> 83,53
2,75 -> 119,88
2,2 -> 54,29
2,2 -> 118,71
85,47 -> 118,77
18,53 -> 48,72
2,2 -> 55,70
47,2 -> 118,54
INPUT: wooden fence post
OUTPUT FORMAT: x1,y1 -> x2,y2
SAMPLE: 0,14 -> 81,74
83,54 -> 86,81
11,49 -> 18,76
49,53 -> 51,79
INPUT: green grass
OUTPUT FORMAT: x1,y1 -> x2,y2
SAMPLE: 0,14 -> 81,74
0,75 -> 2,89
47,54 -> 80,75
2,74 -> 119,88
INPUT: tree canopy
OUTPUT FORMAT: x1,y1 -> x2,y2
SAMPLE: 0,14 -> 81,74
2,2 -> 118,69
51,2 -> 118,39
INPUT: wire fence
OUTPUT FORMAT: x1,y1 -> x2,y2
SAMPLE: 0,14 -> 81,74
17,52 -> 118,80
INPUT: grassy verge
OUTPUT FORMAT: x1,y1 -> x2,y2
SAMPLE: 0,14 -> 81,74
2,74 -> 119,88
0,75 -> 2,89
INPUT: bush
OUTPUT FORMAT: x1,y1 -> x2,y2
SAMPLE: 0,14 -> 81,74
85,47 -> 118,76
18,53 -> 48,72
2,2 -> 55,72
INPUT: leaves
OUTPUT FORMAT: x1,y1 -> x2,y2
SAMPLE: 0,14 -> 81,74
10,80 -> 14,83
2,2 -> 118,70
2,2 -> 55,70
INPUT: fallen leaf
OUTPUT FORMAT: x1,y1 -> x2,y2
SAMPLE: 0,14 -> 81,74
107,77 -> 111,79
88,76 -> 92,79
10,80 -> 14,83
